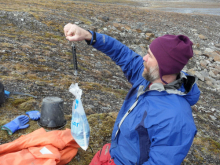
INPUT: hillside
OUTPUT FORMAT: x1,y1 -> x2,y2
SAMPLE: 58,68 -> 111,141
0,0 -> 220,164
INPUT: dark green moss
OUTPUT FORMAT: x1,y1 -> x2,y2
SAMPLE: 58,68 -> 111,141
206,137 -> 220,154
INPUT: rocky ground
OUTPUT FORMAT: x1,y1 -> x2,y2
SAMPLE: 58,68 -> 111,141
0,0 -> 220,164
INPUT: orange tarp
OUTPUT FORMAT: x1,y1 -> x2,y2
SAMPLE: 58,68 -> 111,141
0,128 -> 79,165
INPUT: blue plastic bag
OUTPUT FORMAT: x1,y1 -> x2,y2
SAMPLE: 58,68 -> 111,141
69,83 -> 90,150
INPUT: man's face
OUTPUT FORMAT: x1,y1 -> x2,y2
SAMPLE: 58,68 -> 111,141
142,49 -> 160,82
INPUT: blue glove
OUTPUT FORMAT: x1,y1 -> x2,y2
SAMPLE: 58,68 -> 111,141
26,110 -> 40,120
1,115 -> 29,135
4,90 -> 10,98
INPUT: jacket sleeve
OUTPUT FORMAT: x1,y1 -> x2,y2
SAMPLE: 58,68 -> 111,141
91,32 -> 144,85
142,119 -> 195,165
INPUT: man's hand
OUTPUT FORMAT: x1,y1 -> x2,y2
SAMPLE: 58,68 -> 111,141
64,23 -> 92,42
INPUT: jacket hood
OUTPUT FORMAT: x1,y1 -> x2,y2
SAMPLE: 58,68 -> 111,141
148,72 -> 200,106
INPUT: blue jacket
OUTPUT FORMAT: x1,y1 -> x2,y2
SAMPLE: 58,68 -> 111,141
90,32 -> 200,165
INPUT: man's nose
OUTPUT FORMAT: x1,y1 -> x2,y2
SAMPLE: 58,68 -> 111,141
143,55 -> 148,62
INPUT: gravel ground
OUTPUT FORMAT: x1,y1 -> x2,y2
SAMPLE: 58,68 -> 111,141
0,0 -> 220,164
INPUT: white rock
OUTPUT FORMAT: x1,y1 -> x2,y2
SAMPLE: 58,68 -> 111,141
200,70 -> 209,77
205,48 -> 214,53
211,108 -> 216,112
209,70 -> 217,78
209,115 -> 217,121
191,29 -> 197,32
195,71 -> 205,81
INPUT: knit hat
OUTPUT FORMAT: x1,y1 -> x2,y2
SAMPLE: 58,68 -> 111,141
149,35 -> 193,84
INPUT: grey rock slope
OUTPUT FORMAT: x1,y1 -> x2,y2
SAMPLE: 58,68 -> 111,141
0,0 -> 219,164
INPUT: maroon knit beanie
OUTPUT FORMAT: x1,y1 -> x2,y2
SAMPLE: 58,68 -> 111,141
149,35 -> 193,84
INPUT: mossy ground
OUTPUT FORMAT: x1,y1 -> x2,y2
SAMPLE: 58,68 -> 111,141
0,0 -> 220,164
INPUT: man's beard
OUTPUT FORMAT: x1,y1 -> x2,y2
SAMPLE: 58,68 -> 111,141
142,65 -> 160,82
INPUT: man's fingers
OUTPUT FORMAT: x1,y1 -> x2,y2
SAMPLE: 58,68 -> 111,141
64,24 -> 86,41
66,30 -> 74,37
64,27 -> 68,36
66,36 -> 77,42
63,23 -> 73,37
64,30 -> 70,37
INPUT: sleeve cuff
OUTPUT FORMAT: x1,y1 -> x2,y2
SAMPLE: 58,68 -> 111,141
1,121 -> 19,135
85,30 -> 96,45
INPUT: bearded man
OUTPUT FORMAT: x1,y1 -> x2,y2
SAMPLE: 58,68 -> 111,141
64,23 -> 200,165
